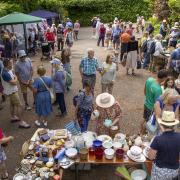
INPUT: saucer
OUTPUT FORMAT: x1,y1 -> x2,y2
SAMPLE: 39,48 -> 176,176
127,150 -> 146,162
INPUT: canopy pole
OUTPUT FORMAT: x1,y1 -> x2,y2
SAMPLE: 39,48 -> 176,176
23,23 -> 28,54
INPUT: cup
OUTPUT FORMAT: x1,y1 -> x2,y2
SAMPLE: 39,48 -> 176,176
89,147 -> 95,156
79,148 -> 88,160
95,147 -> 104,160
116,148 -> 124,159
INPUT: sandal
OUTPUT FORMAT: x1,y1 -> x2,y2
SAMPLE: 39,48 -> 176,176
1,172 -> 8,179
19,121 -> 31,129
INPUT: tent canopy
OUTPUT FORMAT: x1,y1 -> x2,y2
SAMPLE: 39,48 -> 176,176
0,12 -> 42,25
29,9 -> 59,19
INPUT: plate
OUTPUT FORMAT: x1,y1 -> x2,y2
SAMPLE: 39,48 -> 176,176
13,173 -> 26,180
97,135 -> 112,142
131,169 -> 147,180
127,150 -> 146,163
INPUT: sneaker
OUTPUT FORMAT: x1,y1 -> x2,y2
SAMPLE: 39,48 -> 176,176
25,105 -> 32,111
43,121 -> 47,127
35,120 -> 41,127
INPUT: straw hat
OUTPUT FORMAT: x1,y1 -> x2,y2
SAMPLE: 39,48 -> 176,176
18,50 -> 26,58
96,93 -> 115,108
157,111 -> 179,126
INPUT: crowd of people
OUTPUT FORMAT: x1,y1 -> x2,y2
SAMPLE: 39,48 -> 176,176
0,15 -> 179,179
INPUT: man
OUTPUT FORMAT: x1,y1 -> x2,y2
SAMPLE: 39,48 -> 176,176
57,24 -> 64,51
160,20 -> 168,38
15,50 -> 33,110
79,48 -> 100,93
1,59 -> 30,128
167,43 -> 180,78
143,34 -> 154,69
141,69 -> 168,134
112,23 -> 121,50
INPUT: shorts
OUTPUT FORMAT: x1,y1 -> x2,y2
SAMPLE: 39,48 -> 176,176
113,36 -> 120,44
143,105 -> 152,121
8,92 -> 21,106
20,83 -> 28,93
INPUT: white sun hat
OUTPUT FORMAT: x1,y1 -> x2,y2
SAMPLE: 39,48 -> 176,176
157,111 -> 179,126
96,93 -> 115,108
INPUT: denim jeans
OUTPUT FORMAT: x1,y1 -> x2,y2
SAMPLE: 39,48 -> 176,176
143,52 -> 150,68
97,35 -> 105,47
56,93 -> 66,114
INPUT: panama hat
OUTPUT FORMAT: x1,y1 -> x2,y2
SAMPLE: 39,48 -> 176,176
96,93 -> 115,108
50,58 -> 62,65
157,111 -> 179,126
18,50 -> 26,58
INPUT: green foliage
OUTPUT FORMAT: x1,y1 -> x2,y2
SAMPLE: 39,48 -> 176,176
168,0 -> 180,22
148,17 -> 160,34
0,2 -> 21,17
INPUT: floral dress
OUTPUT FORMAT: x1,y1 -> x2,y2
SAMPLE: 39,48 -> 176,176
95,101 -> 122,135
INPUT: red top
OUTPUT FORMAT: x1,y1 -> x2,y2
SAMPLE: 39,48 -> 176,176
99,27 -> 106,36
45,32 -> 55,42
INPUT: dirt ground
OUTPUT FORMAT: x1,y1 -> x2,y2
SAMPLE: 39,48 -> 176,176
0,27 -> 151,179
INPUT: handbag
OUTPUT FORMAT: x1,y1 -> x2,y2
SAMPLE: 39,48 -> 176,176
39,77 -> 55,104
121,54 -> 127,67
137,60 -> 142,69
66,72 -> 72,86
146,113 -> 158,134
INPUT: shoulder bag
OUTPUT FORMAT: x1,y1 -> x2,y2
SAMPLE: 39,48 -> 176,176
39,77 -> 55,104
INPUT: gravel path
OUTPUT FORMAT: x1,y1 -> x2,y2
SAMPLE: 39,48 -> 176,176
0,27 -> 151,179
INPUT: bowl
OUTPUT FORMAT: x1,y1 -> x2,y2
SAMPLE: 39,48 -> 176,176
102,141 -> 113,149
79,148 -> 88,160
116,148 -> 124,159
104,148 -> 115,160
65,148 -> 78,159
114,133 -> 126,143
130,146 -> 142,158
93,140 -> 102,148
46,161 -> 54,168
131,169 -> 147,180
95,147 -> 104,160
65,140 -> 75,149
113,142 -> 122,150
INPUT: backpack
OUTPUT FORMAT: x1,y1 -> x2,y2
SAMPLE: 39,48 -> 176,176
73,90 -> 85,107
141,40 -> 147,53
149,41 -> 156,55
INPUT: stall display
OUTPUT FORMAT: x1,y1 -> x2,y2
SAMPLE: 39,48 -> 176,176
14,128 -> 152,179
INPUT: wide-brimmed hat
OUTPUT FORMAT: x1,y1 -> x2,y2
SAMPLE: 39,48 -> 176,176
18,50 -> 26,58
96,93 -> 115,108
157,111 -> 179,126
50,58 -> 62,65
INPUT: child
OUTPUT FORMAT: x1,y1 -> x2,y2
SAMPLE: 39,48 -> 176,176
0,128 -> 14,179
112,50 -> 119,71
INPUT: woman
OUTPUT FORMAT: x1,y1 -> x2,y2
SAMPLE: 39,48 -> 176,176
75,82 -> 93,132
146,23 -> 154,35
51,58 -> 67,117
154,89 -> 180,129
74,20 -> 80,40
65,28 -> 73,48
95,93 -> 122,135
101,54 -> 116,94
45,28 -> 55,53
162,76 -> 178,95
105,23 -> 112,49
31,66 -> 53,127
61,48 -> 71,74
148,111 -> 180,180
126,36 -> 139,75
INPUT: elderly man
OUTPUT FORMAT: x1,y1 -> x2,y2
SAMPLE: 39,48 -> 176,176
79,49 -> 100,93
15,50 -> 33,110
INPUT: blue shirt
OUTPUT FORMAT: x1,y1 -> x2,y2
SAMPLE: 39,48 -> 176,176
160,24 -> 166,37
171,48 -> 180,68
52,70 -> 65,93
77,91 -> 93,111
80,57 -> 99,75
2,69 -> 12,82
15,58 -> 32,82
112,27 -> 121,37
151,131 -> 180,169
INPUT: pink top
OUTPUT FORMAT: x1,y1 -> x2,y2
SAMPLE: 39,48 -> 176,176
74,23 -> 80,31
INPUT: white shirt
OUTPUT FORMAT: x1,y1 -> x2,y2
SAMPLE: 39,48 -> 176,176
153,40 -> 164,56
101,62 -> 116,84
